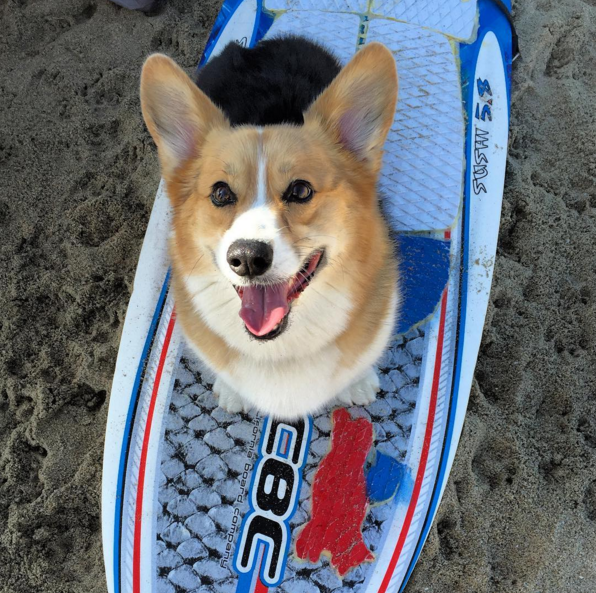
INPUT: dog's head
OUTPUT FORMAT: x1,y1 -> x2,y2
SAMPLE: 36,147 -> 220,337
140,43 -> 398,360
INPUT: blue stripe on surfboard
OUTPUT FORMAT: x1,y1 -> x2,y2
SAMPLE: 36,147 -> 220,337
197,0 -> 274,71
198,0 -> 254,68
396,235 -> 450,335
398,2 -> 513,590
113,269 -> 171,593
252,1 -> 275,47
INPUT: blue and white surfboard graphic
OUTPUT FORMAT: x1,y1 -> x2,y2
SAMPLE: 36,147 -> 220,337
102,1 -> 514,592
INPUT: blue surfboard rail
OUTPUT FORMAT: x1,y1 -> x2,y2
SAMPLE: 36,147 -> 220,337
398,1 -> 513,589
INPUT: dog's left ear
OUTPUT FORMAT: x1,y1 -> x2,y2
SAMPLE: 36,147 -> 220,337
304,42 -> 398,172
140,54 -> 228,180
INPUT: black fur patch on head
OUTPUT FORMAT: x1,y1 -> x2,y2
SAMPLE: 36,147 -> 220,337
195,35 -> 341,126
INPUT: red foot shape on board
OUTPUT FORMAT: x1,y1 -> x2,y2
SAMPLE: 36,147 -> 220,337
295,408 -> 374,575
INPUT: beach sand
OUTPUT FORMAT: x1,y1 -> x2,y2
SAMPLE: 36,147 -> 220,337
1,0 -> 595,591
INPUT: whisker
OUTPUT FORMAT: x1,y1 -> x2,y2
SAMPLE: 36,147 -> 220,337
210,297 -> 237,312
186,254 -> 205,281
326,254 -> 349,281
291,234 -> 336,247
273,225 -> 292,236
292,269 -> 339,308
299,282 -> 337,308
194,281 -> 218,293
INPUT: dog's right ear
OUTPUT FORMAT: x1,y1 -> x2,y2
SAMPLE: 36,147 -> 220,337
140,54 -> 228,179
304,43 -> 397,174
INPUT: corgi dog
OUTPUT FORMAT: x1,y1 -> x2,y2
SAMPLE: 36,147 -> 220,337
140,36 -> 399,419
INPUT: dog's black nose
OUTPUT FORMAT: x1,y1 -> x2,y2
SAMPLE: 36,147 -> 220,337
227,240 -> 273,278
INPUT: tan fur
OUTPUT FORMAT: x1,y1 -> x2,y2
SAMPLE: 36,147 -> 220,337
140,42 -> 399,417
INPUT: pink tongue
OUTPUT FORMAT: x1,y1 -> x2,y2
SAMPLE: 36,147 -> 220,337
240,284 -> 290,337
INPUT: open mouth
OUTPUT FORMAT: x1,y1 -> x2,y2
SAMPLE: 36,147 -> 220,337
234,250 -> 324,340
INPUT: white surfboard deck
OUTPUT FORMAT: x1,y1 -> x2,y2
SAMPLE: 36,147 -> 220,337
102,1 -> 514,593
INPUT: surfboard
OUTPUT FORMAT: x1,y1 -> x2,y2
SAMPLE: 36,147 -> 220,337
102,1 -> 514,592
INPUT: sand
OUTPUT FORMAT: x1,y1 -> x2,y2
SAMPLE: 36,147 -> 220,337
0,0 -> 594,591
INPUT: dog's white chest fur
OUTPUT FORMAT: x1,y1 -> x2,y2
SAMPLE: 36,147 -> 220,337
183,274 -> 397,419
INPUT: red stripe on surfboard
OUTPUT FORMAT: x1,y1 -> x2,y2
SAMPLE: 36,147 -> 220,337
254,577 -> 268,593
378,288 -> 448,593
133,311 -> 177,593
252,545 -> 269,593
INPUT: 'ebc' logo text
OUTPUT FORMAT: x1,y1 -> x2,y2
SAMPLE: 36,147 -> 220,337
234,417 -> 311,586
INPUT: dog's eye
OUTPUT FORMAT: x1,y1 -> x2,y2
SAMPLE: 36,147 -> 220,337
283,180 -> 314,204
211,182 -> 237,207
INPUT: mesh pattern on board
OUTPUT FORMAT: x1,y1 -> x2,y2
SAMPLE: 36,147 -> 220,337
156,327 -> 425,593
367,20 -> 464,231
372,0 -> 478,40
264,10 -> 360,63
264,0 -> 478,39
265,0 -> 368,12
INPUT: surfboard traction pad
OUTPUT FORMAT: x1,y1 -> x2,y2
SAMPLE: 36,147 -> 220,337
103,0 -> 513,592
156,328 -> 424,592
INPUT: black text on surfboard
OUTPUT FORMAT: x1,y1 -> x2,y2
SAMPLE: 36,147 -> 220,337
234,418 -> 310,586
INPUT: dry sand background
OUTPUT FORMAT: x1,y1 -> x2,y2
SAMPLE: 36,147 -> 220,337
1,0 -> 595,591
